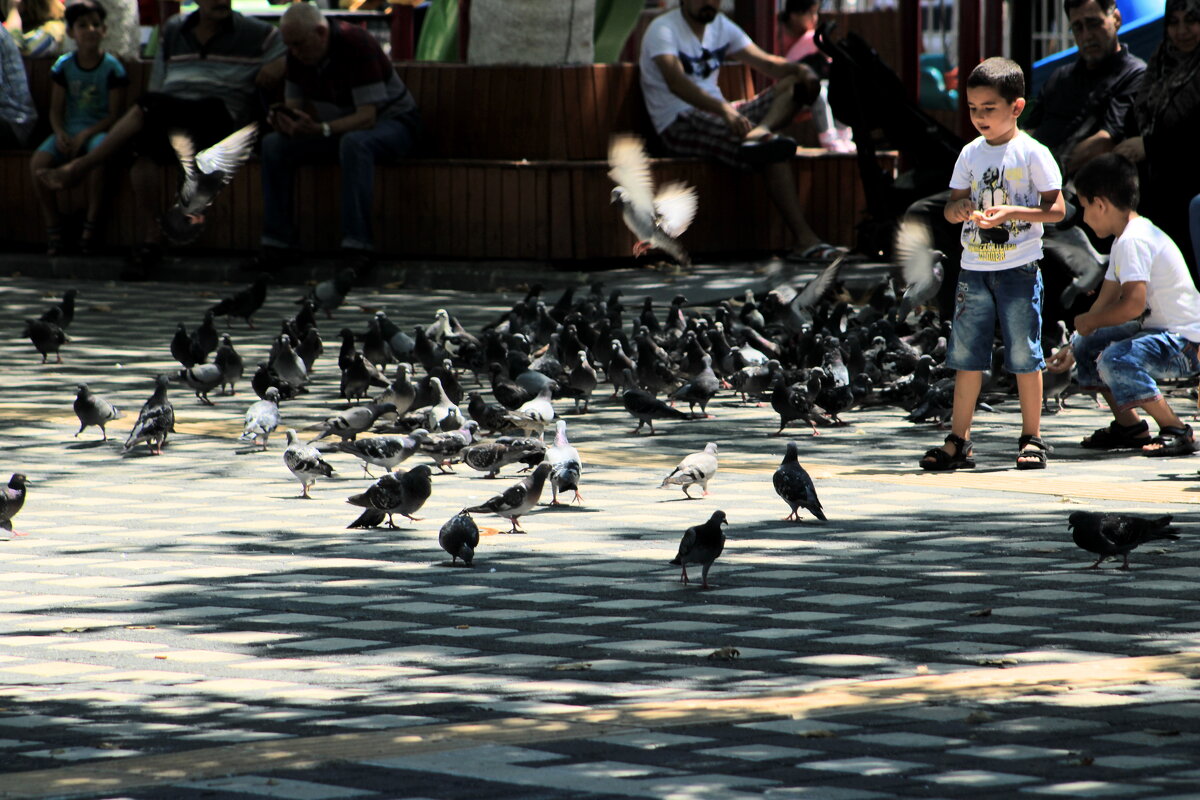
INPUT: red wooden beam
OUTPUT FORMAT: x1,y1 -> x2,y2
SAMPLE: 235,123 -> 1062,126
958,0 -> 981,137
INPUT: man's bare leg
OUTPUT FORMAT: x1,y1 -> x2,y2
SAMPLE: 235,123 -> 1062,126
38,105 -> 145,189
746,75 -> 800,141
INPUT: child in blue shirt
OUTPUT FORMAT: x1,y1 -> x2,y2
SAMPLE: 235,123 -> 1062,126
29,0 -> 127,255
919,57 -> 1065,471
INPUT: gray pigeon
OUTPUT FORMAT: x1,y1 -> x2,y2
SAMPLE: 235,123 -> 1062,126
465,461 -> 552,533
214,334 -> 244,395
312,402 -> 397,442
1069,511 -> 1181,570
73,383 -> 122,441
24,318 -> 67,364
415,421 -> 479,472
504,384 -> 555,439
162,122 -> 258,244
300,267 -> 357,319
346,464 -> 433,528
0,474 -> 29,536
766,257 -> 846,333
439,510 -> 480,566
893,217 -> 945,322
669,354 -> 721,417
283,429 -> 334,498
376,363 -> 417,416
123,375 -> 175,455
335,434 -> 418,477
179,364 -> 223,405
546,419 -> 583,505
608,133 -> 697,267
773,441 -> 826,521
239,387 -> 281,450
660,442 -> 719,499
670,510 -> 727,589
270,334 -> 308,389
424,376 -> 467,432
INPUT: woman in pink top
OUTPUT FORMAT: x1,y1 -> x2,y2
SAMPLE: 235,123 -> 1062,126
778,0 -> 854,152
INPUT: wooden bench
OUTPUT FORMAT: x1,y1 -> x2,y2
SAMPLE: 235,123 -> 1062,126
1,58 -> 896,261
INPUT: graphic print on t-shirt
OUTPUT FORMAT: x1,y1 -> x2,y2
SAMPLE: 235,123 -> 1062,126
965,165 -> 1034,262
679,45 -> 730,79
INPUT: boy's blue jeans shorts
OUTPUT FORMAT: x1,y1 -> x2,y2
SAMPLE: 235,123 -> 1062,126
1072,323 -> 1200,411
946,261 -> 1044,373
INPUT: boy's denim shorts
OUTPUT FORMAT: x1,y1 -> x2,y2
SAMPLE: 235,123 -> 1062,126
946,261 -> 1044,373
1072,323 -> 1200,411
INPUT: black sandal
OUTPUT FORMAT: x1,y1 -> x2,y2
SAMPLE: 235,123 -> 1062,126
1142,425 -> 1198,458
1081,419 -> 1151,450
920,433 -> 975,471
1016,434 -> 1050,470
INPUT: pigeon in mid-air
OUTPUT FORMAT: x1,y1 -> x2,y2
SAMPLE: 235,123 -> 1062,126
439,511 -> 480,566
0,474 -> 29,536
210,273 -> 269,329
24,318 -> 67,364
466,461 -> 552,533
239,387 -> 281,450
73,384 -> 122,441
765,257 -> 846,334
608,133 -> 698,268
670,510 -> 727,589
546,419 -> 583,505
161,122 -> 258,244
1068,511 -> 1181,570
893,216 -> 945,322
773,441 -> 825,521
660,442 -> 719,499
346,464 -> 433,528
283,429 -> 334,498
123,375 -> 175,455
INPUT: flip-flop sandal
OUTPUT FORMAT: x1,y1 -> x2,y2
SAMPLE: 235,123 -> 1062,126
1143,425 -> 1198,457
920,433 -> 975,471
1016,434 -> 1051,469
1080,419 -> 1151,449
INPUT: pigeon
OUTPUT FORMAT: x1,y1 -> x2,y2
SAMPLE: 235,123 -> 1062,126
1068,511 -> 1181,570
252,361 -> 299,402
467,390 -> 514,435
161,122 -> 258,244
346,464 -> 433,528
270,334 -> 308,389
170,323 -> 201,368
283,429 -> 335,498
0,474 -> 29,536
191,311 -> 220,359
622,376 -> 693,435
300,267 -> 357,319
566,351 -> 598,413
40,288 -> 77,329
505,384 -> 555,439
546,419 -> 583,505
335,434 -> 418,477
377,363 -> 417,417
312,402 -> 397,442
239,387 -> 281,450
178,364 -> 223,405
214,335 -> 244,394
669,354 -> 721,417
893,216 -> 945,322
210,273 -> 269,329
424,376 -> 467,432
660,442 -> 719,499
341,353 -> 387,404
608,133 -> 697,267
123,374 -> 175,455
773,441 -> 826,521
414,421 -> 479,472
460,441 -> 525,478
23,318 -> 66,364
670,510 -> 727,589
765,257 -> 846,333
73,383 -> 122,441
296,327 -> 324,374
439,511 -> 480,566
465,461 -> 552,533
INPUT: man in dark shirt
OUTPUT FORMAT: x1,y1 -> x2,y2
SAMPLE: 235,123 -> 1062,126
257,1 -> 420,271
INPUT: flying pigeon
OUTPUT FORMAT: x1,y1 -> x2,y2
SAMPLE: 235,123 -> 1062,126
608,133 -> 698,267
1068,511 -> 1181,570
465,461 -> 552,533
123,375 -> 175,455
893,216 -> 945,322
161,122 -> 258,244
0,474 -> 29,536
439,510 -> 480,566
765,256 -> 846,334
210,273 -> 269,329
346,464 -> 433,528
670,510 -> 727,589
239,387 -> 281,450
73,383 -> 122,441
660,442 -> 719,498
546,419 -> 583,505
773,441 -> 825,521
283,429 -> 334,498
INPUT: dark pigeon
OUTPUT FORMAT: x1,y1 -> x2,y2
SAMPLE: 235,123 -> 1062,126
773,441 -> 826,521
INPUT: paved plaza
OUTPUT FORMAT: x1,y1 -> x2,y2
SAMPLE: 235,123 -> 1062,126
1,257 -> 1200,799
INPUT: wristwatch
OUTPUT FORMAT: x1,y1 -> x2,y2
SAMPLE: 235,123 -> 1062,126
321,122 -> 332,138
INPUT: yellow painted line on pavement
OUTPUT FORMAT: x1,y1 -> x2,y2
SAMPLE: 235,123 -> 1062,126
2,651 -> 1197,799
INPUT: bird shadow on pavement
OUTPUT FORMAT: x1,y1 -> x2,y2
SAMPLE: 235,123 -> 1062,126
65,440 -> 110,450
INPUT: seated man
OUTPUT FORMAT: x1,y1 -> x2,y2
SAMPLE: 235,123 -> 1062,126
39,0 -> 284,276
255,1 -> 420,272
1047,154 -> 1200,457
0,20 -> 37,148
640,0 -> 835,261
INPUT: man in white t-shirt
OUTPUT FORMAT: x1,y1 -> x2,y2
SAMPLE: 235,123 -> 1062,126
638,0 -> 837,261
1048,153 -> 1200,457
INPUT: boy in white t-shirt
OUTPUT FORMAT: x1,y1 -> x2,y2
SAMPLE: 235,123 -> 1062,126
1047,153 -> 1200,457
920,57 -> 1065,471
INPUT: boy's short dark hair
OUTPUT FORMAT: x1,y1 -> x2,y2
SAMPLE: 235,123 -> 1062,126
65,0 -> 106,29
778,0 -> 819,22
965,57 -> 1025,104
1074,152 -> 1140,210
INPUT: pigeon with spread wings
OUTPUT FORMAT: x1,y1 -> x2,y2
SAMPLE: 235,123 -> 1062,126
608,133 -> 698,268
162,122 -> 259,245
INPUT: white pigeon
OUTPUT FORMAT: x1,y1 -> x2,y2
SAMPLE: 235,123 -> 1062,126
505,384 -> 555,440
283,429 -> 334,498
239,387 -> 281,450
608,133 -> 698,267
659,442 -> 719,499
161,122 -> 258,244
546,419 -> 583,505
893,217 -> 945,322
424,376 -> 466,432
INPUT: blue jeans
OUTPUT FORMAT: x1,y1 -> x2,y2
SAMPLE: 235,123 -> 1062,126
261,117 -> 418,251
946,262 -> 1044,373
1072,323 -> 1200,411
